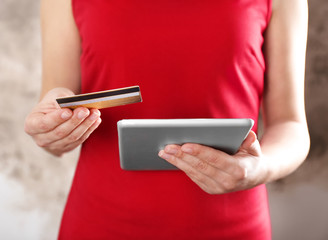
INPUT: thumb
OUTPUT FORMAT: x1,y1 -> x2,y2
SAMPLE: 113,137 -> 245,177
239,131 -> 262,156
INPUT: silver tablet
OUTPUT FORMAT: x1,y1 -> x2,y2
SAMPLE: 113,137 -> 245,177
117,118 -> 254,170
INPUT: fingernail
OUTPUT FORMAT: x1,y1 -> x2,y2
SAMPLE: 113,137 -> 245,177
158,150 -> 171,160
165,146 -> 178,155
89,112 -> 99,121
181,147 -> 193,154
61,111 -> 72,120
78,110 -> 89,119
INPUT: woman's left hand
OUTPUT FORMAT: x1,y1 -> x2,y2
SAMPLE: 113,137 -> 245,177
158,131 -> 269,194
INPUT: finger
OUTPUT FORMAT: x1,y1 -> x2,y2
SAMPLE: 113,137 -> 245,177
181,144 -> 247,179
158,149 -> 231,194
186,173 -> 219,194
162,145 -> 241,189
160,145 -> 247,193
33,107 -> 91,147
25,108 -> 73,135
164,145 -> 216,175
78,116 -> 102,143
180,157 -> 245,194
45,113 -> 101,152
158,149 -> 217,187
61,117 -> 102,152
180,143 -> 234,172
238,131 -> 261,156
59,109 -> 100,145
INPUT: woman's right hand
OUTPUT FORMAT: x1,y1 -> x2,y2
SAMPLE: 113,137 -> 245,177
24,88 -> 102,156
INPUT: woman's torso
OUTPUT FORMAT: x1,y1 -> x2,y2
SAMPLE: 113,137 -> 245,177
59,0 -> 272,239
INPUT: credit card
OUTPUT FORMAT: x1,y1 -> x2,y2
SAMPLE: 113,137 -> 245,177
56,86 -> 142,109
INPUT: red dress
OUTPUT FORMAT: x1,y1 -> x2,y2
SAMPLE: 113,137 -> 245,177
59,0 -> 272,239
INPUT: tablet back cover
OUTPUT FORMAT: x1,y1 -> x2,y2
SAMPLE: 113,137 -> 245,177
117,118 -> 253,170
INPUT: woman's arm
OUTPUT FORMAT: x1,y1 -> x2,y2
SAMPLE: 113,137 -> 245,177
158,0 -> 310,194
260,0 -> 310,182
24,0 -> 102,156
40,0 -> 81,96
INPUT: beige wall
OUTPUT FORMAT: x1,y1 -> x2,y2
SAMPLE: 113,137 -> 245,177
0,0 -> 327,239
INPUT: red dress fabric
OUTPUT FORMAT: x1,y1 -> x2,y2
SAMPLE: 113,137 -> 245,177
59,0 -> 272,239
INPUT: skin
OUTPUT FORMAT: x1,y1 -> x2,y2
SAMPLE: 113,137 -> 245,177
25,88 -> 101,156
24,0 -> 101,156
25,0 -> 310,193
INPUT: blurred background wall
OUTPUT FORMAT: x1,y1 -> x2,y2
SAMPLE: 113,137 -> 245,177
0,0 -> 327,239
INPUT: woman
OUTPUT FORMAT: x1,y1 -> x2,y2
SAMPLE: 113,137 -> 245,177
25,0 -> 310,239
